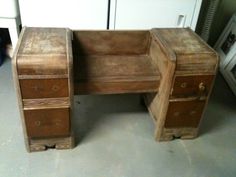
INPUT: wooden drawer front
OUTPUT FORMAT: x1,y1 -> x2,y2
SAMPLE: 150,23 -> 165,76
165,100 -> 205,128
171,75 -> 214,98
24,108 -> 70,138
20,78 -> 68,99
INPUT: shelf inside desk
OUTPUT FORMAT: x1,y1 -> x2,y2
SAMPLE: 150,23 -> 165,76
74,55 -> 161,94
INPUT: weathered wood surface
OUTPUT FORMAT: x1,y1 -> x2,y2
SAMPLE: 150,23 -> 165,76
13,27 -> 74,152
13,27 -> 218,152
145,28 -> 218,141
73,30 -> 160,94
74,55 -> 160,94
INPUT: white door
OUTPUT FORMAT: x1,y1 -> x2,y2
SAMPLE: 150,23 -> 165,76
109,0 -> 202,30
18,0 -> 108,29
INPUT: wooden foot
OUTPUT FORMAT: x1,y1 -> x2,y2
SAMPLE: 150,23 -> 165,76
28,135 -> 75,152
156,128 -> 198,141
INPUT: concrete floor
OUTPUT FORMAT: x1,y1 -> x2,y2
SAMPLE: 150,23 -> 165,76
0,58 -> 235,177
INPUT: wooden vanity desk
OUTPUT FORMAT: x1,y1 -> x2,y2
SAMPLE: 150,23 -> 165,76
12,27 -> 218,152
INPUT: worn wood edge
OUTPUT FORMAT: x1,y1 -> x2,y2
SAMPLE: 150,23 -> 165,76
74,80 -> 160,95
144,31 -> 177,141
17,53 -> 67,57
186,27 -> 218,55
23,97 -> 70,110
12,27 -> 31,152
195,62 -> 219,136
18,74 -> 68,79
72,29 -> 149,33
29,133 -> 75,152
169,96 -> 207,102
76,88 -> 159,95
145,31 -> 153,55
75,75 -> 161,83
150,28 -> 176,62
66,28 -> 74,141
174,70 -> 216,75
155,63 -> 176,141
186,28 -> 219,73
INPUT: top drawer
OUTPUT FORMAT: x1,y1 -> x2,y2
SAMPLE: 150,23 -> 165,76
19,78 -> 69,99
171,75 -> 214,98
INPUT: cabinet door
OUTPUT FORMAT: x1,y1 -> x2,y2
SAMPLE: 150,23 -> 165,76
109,0 -> 202,30
19,0 -> 108,29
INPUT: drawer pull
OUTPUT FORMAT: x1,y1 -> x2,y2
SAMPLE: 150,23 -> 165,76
55,119 -> 62,126
32,85 -> 43,92
190,111 -> 196,115
173,112 -> 180,117
198,82 -> 206,100
52,85 -> 60,92
34,121 -> 41,126
180,82 -> 187,88
199,82 -> 205,92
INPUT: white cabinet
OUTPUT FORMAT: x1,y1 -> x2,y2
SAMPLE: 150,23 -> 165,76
18,0 -> 108,29
109,0 -> 202,30
18,0 -> 202,30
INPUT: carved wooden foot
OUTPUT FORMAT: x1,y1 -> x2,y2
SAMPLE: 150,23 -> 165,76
156,128 -> 198,141
28,135 -> 75,152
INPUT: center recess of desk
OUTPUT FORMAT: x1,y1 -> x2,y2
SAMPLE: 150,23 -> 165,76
72,30 -> 161,95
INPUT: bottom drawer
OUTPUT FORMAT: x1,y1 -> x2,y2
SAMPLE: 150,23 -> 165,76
165,100 -> 205,128
24,108 -> 70,138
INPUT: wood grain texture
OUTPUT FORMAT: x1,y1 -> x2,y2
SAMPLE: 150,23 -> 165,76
66,29 -> 74,143
75,81 -> 159,95
72,30 -> 160,95
23,97 -> 70,110
147,28 -> 218,141
73,55 -> 160,94
74,55 -> 159,82
73,30 -> 150,55
13,27 -> 74,152
151,28 -> 218,75
17,27 -> 68,75
29,134 -> 74,152
164,100 -> 205,128
170,75 -> 214,98
144,35 -> 176,141
19,78 -> 69,99
12,27 -> 31,151
13,27 -> 219,150
24,108 -> 70,138
160,128 -> 198,141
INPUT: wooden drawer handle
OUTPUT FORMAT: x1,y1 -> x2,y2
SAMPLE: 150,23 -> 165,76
198,82 -> 206,100
180,82 -> 187,88
34,121 -> 41,126
55,119 -> 62,126
52,85 -> 60,92
32,85 -> 43,91
199,82 -> 205,92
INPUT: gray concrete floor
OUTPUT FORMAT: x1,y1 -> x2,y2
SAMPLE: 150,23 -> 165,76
0,58 -> 235,177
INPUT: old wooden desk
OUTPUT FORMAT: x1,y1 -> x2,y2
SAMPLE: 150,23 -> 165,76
12,27 -> 218,152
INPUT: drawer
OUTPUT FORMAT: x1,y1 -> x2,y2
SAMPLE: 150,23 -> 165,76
164,100 -> 205,128
24,108 -> 70,138
171,75 -> 214,98
20,78 -> 68,99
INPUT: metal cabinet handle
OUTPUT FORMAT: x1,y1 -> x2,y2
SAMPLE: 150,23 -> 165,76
199,82 -> 206,91
198,82 -> 206,100
177,15 -> 186,27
